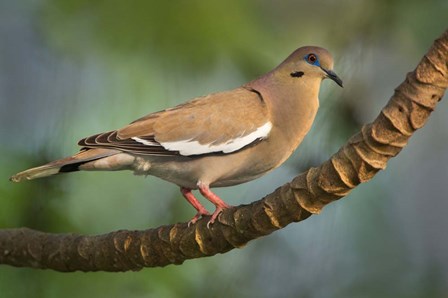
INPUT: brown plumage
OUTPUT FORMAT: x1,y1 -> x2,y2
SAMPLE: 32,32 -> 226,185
10,46 -> 342,226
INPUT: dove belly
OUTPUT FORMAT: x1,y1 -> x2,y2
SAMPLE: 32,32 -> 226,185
133,147 -> 281,189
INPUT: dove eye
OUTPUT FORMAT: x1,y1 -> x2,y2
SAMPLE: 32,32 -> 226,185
305,53 -> 319,66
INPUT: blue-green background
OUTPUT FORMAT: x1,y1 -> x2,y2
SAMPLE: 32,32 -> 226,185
1,1 -> 447,297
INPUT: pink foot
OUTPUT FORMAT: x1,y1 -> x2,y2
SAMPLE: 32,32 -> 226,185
180,187 -> 210,226
188,210 -> 211,227
197,182 -> 232,228
206,206 -> 227,228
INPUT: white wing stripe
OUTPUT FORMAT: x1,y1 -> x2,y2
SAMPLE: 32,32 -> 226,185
132,137 -> 159,146
160,122 -> 272,156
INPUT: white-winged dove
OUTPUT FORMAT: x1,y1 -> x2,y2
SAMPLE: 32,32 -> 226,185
10,46 -> 342,225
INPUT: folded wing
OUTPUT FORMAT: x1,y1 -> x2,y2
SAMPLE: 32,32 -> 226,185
79,87 -> 272,156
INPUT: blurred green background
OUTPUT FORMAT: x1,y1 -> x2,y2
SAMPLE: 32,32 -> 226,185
1,0 -> 447,297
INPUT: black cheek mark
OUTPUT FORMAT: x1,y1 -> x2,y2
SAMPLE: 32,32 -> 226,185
290,71 -> 304,78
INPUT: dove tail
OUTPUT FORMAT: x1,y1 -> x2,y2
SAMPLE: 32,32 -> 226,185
9,148 -> 126,182
10,163 -> 76,182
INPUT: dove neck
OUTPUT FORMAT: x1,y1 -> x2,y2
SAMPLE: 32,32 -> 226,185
244,70 -> 320,144
245,70 -> 320,116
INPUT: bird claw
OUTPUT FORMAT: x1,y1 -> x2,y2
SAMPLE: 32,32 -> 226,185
188,211 -> 210,227
184,184 -> 232,228
206,220 -> 214,229
206,206 -> 229,228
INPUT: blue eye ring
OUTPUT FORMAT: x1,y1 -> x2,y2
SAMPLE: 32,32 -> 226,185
305,53 -> 320,66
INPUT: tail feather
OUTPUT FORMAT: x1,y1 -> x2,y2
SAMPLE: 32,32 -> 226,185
10,148 -> 120,182
10,164 -> 69,182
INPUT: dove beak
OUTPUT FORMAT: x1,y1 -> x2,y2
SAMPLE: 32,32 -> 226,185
322,68 -> 343,88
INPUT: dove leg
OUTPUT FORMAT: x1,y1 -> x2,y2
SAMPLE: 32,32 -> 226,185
180,187 -> 210,226
197,182 -> 231,226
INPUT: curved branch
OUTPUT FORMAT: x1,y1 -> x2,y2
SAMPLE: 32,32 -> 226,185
1,30 -> 447,272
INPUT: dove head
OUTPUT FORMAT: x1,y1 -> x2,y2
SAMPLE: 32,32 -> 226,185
278,46 -> 343,87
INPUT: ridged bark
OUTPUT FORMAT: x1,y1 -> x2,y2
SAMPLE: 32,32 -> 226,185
1,29 -> 447,272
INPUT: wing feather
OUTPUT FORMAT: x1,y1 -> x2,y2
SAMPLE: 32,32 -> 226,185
78,87 -> 271,156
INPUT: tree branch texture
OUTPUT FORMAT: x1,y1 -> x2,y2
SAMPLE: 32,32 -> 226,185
1,30 -> 447,272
